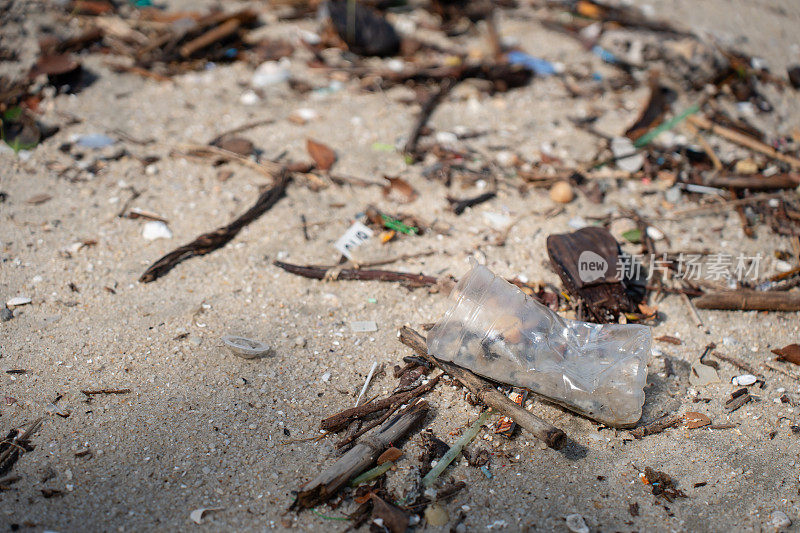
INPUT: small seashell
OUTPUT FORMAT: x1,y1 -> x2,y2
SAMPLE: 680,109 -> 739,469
142,221 -> 172,241
221,336 -> 271,359
6,296 -> 32,308
732,374 -> 757,386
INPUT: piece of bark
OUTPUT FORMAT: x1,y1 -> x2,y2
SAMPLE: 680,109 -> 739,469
546,226 -> 637,323
705,174 -> 800,190
273,261 -> 438,287
625,76 -> 676,141
772,344 -> 800,365
693,291 -> 800,311
629,413 -> 682,439
398,327 -> 567,449
140,169 -> 290,282
321,375 -> 440,432
291,401 -> 428,510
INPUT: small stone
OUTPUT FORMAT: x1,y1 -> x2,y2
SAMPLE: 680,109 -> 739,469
549,180 -> 574,203
611,136 -> 644,173
732,374 -> 757,386
646,226 -> 664,241
252,60 -> 290,87
771,510 -> 791,530
434,131 -> 458,144
142,221 -> 172,241
734,159 -> 759,175
321,372 -> 331,383
240,91 -> 260,105
664,186 -> 682,203
6,296 -> 31,308
288,108 -> 318,125
565,513 -> 589,533
294,336 -> 306,347
788,66 -> 800,89
495,150 -> 519,167
424,504 -> 449,527
1,307 -> 13,321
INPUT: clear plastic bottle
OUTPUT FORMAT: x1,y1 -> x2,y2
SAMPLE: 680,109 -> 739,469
428,261 -> 651,427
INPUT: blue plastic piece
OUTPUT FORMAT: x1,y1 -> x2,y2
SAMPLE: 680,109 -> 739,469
507,51 -> 557,76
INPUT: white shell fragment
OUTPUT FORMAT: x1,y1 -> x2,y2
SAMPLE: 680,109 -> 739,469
565,513 -> 589,533
770,510 -> 791,530
6,296 -> 32,308
350,320 -> 378,333
221,336 -> 271,359
142,221 -> 173,241
732,374 -> 757,386
190,507 -> 223,525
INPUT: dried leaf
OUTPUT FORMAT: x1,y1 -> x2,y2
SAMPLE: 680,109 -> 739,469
382,176 -> 418,204
377,446 -> 402,465
772,343 -> 800,366
684,412 -> 711,429
370,494 -> 409,533
306,138 -> 336,172
214,136 -> 254,157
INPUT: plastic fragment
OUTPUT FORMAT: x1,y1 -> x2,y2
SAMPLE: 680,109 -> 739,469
507,51 -> 558,76
428,262 -> 651,426
422,409 -> 493,487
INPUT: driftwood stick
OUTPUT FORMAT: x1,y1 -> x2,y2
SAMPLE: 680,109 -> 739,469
140,169 -> 290,282
291,401 -> 429,510
693,290 -> 800,311
321,375 -> 440,432
705,173 -> 800,190
274,261 -> 439,286
710,351 -> 764,378
398,327 -> 567,449
629,413 -> 682,439
688,115 -> 800,170
404,76 -> 458,156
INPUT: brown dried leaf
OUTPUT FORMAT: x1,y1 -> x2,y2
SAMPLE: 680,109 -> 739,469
382,176 -> 418,204
377,446 -> 403,465
370,494 -> 409,533
306,138 -> 336,172
684,412 -> 711,429
655,335 -> 682,345
772,343 -> 800,366
214,136 -> 254,157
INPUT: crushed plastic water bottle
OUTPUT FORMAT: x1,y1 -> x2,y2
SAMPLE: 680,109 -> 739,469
428,262 -> 651,426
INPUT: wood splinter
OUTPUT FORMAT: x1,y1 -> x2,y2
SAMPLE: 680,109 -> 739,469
398,327 -> 567,449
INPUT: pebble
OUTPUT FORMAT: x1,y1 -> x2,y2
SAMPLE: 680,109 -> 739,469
664,186 -> 682,203
321,372 -> 331,382
549,181 -> 574,203
74,133 -> 115,149
435,131 -> 458,144
424,504 -> 449,527
495,150 -> 519,167
294,336 -> 306,347
610,136 -> 644,173
252,59 -> 290,87
240,91 -> 260,105
771,510 -> 791,530
1,307 -> 13,322
646,226 -> 664,241
732,374 -> 757,386
142,221 -> 173,241
6,296 -> 31,308
565,513 -> 589,533
734,159 -> 759,175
